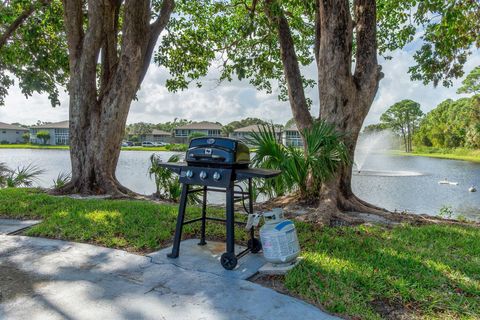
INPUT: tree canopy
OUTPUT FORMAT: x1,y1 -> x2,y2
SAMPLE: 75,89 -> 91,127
0,0 -> 68,106
414,96 -> 480,149
457,66 -> 480,95
157,0 -> 480,96
380,100 -> 424,152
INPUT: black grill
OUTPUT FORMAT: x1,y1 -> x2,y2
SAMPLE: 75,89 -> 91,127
157,137 -> 281,270
186,137 -> 250,168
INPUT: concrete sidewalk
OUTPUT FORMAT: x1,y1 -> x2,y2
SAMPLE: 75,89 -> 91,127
0,235 -> 337,320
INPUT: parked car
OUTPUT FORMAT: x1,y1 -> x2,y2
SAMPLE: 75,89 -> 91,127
142,141 -> 155,147
156,142 -> 168,147
121,141 -> 134,147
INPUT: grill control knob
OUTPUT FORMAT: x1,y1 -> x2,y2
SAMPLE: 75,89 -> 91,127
213,172 -> 221,181
199,171 -> 207,180
186,170 -> 194,178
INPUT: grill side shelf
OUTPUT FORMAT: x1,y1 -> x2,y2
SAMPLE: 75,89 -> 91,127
235,168 -> 282,180
155,162 -> 187,174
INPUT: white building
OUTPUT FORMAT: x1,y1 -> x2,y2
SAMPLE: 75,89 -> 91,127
282,124 -> 303,147
173,121 -> 222,143
230,124 -> 282,144
30,120 -> 69,145
0,122 -> 29,144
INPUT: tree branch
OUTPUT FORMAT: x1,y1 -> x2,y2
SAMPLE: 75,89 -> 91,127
138,0 -> 175,85
353,0 -> 382,87
0,0 -> 51,50
99,0 -> 122,96
62,0 -> 84,72
264,0 -> 313,132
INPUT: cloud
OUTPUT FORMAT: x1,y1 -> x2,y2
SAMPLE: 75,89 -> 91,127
1,48 -> 479,127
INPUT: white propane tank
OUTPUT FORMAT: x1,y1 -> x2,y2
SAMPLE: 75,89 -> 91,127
259,209 -> 300,264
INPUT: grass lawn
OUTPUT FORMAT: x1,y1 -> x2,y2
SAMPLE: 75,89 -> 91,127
1,188 -> 479,319
0,144 -> 171,152
392,147 -> 480,163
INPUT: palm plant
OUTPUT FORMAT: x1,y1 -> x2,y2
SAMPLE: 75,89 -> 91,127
247,122 -> 350,200
148,154 -> 200,203
149,153 -> 180,198
52,171 -> 71,189
1,164 -> 45,188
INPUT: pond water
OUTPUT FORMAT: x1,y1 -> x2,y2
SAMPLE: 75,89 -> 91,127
1,149 -> 479,220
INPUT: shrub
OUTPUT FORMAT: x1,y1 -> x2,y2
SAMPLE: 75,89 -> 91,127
148,154 -> 199,203
247,122 -> 350,200
0,163 -> 44,188
36,130 -> 51,145
165,143 -> 188,151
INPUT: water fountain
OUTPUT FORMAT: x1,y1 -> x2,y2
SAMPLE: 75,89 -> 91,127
354,130 -> 423,177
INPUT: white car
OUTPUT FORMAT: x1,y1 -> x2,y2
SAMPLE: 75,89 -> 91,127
141,141 -> 155,147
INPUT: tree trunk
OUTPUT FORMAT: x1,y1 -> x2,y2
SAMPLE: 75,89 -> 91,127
58,0 -> 174,196
314,0 -> 387,220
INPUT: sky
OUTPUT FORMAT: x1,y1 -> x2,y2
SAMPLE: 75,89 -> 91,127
0,45 -> 478,127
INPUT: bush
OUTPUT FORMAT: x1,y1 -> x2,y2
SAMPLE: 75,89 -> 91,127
165,143 -> 188,151
188,132 -> 207,141
148,154 -> 199,203
0,140 -> 9,144
247,122 -> 350,199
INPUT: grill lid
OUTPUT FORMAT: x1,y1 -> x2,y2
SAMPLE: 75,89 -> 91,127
186,137 -> 250,167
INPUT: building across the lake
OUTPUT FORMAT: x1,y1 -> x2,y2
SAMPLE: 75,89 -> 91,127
230,124 -> 282,144
128,129 -> 172,143
282,124 -> 303,147
30,120 -> 70,145
0,122 -> 29,144
173,121 -> 222,143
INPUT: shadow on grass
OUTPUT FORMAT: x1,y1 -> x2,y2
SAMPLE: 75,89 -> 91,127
285,223 -> 480,319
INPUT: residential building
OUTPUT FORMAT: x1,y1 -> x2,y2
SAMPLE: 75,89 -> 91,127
173,121 -> 222,143
230,124 -> 281,144
128,129 -> 171,143
0,122 -> 29,144
30,120 -> 70,145
282,124 -> 303,147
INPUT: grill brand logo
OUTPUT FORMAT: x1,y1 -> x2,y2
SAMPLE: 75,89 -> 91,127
205,148 -> 212,155
207,138 -> 215,144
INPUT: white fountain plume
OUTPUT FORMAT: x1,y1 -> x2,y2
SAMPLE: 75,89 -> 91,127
355,130 -> 394,172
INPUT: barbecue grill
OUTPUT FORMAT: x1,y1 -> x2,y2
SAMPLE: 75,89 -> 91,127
158,137 -> 280,270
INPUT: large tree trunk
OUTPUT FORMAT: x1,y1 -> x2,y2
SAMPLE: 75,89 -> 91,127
265,0 -> 388,222
59,0 -> 174,196
314,0 -> 387,220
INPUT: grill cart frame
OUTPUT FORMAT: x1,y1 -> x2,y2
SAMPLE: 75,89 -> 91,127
158,163 -> 280,270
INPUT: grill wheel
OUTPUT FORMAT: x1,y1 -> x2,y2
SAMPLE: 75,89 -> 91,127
220,252 -> 238,270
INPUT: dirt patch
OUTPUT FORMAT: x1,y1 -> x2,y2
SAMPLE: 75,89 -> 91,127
251,275 -> 290,295
0,261 -> 46,303
370,298 -> 419,320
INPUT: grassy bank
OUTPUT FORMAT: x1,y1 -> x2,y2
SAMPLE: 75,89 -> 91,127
0,144 -> 169,152
0,188 -> 479,319
392,147 -> 480,163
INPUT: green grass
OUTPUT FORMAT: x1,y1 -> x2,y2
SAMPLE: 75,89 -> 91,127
0,144 -> 69,150
392,147 -> 480,163
0,188 -> 479,319
0,144 -> 169,152
0,188 -> 248,251
286,223 -> 480,319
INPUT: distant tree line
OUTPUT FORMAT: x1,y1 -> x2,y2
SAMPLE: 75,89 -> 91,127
366,67 -> 480,152
414,96 -> 480,149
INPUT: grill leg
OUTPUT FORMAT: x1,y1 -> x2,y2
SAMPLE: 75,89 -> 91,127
225,183 -> 235,255
167,183 -> 189,259
248,178 -> 255,241
198,185 -> 207,246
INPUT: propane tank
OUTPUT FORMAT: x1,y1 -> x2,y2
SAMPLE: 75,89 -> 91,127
259,209 -> 300,265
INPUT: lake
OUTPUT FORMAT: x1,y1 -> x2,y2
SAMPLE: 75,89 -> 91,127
1,148 -> 479,220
